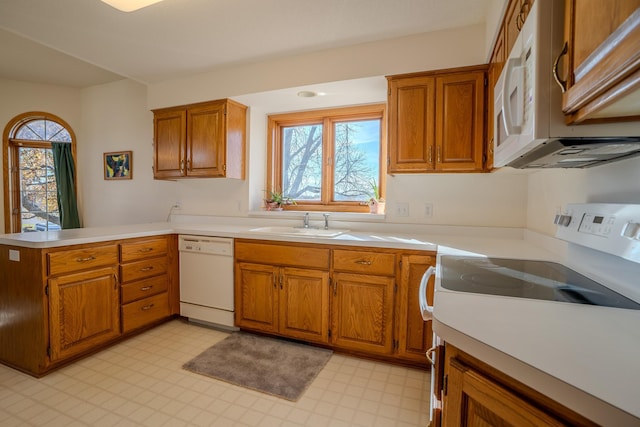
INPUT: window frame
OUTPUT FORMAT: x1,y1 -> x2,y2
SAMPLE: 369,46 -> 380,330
267,104 -> 386,212
3,112 -> 77,233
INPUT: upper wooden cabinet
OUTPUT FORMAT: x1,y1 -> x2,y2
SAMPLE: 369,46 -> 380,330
561,1 -> 640,123
387,65 -> 487,173
152,98 -> 247,179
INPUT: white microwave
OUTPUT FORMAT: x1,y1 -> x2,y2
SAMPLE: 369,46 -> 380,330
493,0 -> 640,169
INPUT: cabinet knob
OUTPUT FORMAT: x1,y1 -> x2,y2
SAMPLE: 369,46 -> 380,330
75,256 -> 96,263
355,260 -> 372,265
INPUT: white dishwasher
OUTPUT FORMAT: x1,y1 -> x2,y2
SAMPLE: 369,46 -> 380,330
179,235 -> 237,330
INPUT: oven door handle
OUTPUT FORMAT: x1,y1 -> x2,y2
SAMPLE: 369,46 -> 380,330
419,266 -> 436,321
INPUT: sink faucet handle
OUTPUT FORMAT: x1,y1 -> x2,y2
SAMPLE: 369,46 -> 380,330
303,212 -> 310,228
323,213 -> 330,230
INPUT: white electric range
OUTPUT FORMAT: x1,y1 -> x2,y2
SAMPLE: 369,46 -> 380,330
430,203 -> 640,426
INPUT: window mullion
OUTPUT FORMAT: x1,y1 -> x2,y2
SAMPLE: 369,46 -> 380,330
322,118 -> 333,204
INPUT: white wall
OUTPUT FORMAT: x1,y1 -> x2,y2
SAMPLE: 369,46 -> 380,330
0,78 -> 82,230
79,79 -> 177,227
526,156 -> 640,236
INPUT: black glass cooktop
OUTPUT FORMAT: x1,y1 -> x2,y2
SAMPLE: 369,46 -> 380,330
440,256 -> 640,309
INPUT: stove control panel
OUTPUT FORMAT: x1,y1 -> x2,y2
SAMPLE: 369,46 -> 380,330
578,213 -> 616,237
556,203 -> 640,264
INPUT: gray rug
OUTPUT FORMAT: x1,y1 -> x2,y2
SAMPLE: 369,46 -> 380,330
182,332 -> 333,401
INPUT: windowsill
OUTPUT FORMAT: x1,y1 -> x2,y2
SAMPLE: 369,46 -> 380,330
247,210 -> 386,222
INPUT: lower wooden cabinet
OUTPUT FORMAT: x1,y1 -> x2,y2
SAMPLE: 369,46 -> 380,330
235,245 -> 330,344
0,234 -> 178,377
331,272 -> 395,355
396,254 -> 435,363
48,266 -> 120,362
234,239 -> 436,366
439,344 -> 599,427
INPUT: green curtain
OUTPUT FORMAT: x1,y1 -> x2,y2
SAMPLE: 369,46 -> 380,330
51,142 -> 81,229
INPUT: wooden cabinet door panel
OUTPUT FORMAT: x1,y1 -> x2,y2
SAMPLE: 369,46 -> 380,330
48,267 -> 120,362
280,267 -> 329,343
235,262 -> 279,333
331,272 -> 394,355
444,357 -> 565,427
154,109 -> 186,179
435,71 -> 485,171
397,255 -> 434,364
388,75 -> 436,172
187,102 -> 225,177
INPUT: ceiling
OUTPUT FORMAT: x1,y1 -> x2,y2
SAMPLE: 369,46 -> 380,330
0,0 -> 490,88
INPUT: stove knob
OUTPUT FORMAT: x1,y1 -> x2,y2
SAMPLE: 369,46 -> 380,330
622,222 -> 640,239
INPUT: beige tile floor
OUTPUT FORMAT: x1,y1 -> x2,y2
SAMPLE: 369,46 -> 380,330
0,319 -> 430,426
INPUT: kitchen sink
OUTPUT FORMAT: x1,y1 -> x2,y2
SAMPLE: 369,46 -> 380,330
249,226 -> 349,237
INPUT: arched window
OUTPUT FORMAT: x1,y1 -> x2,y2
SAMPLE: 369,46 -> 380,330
3,112 -> 78,233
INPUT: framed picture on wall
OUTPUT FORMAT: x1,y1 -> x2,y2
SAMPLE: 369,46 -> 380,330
104,151 -> 133,180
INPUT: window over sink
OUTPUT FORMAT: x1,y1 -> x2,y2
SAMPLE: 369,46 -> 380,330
267,104 -> 386,213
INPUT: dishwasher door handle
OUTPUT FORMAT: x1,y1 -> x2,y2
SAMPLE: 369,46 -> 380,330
419,266 -> 436,321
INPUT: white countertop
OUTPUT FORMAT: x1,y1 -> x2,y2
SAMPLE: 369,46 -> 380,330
1,219 -> 639,424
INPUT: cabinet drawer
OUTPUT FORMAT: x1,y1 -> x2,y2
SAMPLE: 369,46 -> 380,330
332,250 -> 396,276
121,275 -> 168,304
48,244 -> 118,276
120,257 -> 168,283
120,238 -> 168,263
122,292 -> 170,333
236,241 -> 330,269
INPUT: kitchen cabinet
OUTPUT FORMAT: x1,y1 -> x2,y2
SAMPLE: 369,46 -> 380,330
395,254 -> 434,364
119,236 -> 174,333
234,239 -> 436,366
152,98 -> 247,179
439,343 -> 598,427
0,235 -> 178,376
560,1 -> 640,123
331,249 -> 395,356
47,244 -> 120,362
234,241 -> 331,344
387,65 -> 487,173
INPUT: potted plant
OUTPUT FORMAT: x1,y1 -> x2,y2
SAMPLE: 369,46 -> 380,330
264,190 -> 295,211
367,180 -> 385,214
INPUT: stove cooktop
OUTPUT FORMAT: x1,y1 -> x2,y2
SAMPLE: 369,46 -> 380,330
440,256 -> 640,310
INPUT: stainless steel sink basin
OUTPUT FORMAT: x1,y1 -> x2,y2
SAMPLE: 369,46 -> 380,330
249,226 -> 348,237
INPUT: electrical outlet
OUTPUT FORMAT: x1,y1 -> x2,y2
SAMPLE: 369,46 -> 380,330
395,202 -> 410,217
424,203 -> 433,217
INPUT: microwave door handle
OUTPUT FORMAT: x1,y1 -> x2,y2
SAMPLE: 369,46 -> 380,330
502,57 -> 523,136
419,266 -> 436,321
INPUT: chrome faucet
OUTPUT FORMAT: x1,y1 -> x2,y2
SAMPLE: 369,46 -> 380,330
303,212 -> 310,228
323,213 -> 330,230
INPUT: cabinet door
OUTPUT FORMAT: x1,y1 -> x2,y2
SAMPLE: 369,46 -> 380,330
48,267 -> 120,362
444,357 -> 565,427
387,75 -> 436,172
279,267 -> 329,344
154,108 -> 186,179
562,0 -> 640,122
504,0 -> 522,57
435,71 -> 485,171
396,255 -> 434,364
186,102 -> 225,177
235,262 -> 279,333
331,272 -> 395,355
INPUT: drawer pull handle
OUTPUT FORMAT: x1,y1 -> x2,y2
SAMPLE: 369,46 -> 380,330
355,260 -> 372,265
76,256 -> 96,263
140,286 -> 153,291
426,345 -> 437,365
140,267 -> 154,272
139,248 -> 153,253
141,304 -> 154,311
